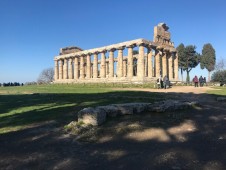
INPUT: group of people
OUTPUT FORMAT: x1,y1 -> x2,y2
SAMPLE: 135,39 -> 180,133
193,75 -> 207,87
157,75 -> 170,89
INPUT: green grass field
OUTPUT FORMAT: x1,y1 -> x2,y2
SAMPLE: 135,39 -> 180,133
207,86 -> 226,96
1,84 -> 225,135
0,84 -> 161,134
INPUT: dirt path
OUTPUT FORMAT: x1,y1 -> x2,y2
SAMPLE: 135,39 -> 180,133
0,86 -> 226,170
114,86 -> 218,94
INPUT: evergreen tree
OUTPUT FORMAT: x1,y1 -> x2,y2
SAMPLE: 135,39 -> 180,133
176,43 -> 185,81
200,43 -> 216,82
177,44 -> 199,83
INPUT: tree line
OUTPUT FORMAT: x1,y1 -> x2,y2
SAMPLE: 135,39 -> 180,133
0,82 -> 23,87
177,43 -> 218,83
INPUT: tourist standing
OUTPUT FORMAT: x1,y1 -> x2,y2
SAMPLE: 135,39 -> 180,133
157,75 -> 162,89
193,75 -> 199,87
203,77 -> 207,86
163,75 -> 168,89
199,76 -> 203,87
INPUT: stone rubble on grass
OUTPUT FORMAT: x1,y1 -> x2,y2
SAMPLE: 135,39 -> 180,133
77,100 -> 199,126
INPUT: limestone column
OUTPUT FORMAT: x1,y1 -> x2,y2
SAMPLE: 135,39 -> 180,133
147,48 -> 153,78
155,50 -> 161,78
93,53 -> 98,78
127,45 -> 133,78
109,49 -> 115,78
80,55 -> 85,79
144,56 -> 147,77
59,59 -> 63,80
63,58 -> 68,79
117,47 -> 124,78
86,54 -> 91,79
54,59 -> 59,80
162,51 -> 167,77
74,57 -> 79,79
137,44 -> 145,78
169,53 -> 173,80
122,60 -> 126,77
91,64 -> 93,78
68,58 -> 73,79
100,51 -> 106,78
106,62 -> 109,76
174,53 -> 179,80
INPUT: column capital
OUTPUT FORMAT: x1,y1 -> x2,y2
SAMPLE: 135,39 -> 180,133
136,42 -> 145,47
170,48 -> 177,53
116,46 -> 125,50
147,44 -> 155,50
86,52 -> 92,56
126,43 -> 136,48
93,51 -> 99,55
100,49 -> 107,53
163,48 -> 170,53
80,54 -> 86,57
157,46 -> 164,50
109,48 -> 116,52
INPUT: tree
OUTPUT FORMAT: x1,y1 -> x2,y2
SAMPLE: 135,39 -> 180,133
211,70 -> 226,86
176,43 -> 185,81
177,44 -> 200,83
215,58 -> 225,71
200,43 -> 216,82
37,67 -> 54,84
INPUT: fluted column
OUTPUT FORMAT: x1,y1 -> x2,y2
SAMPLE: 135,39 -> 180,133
74,57 -> 78,79
80,55 -> 85,79
93,53 -> 98,78
54,59 -> 59,80
174,53 -> 179,80
106,62 -> 109,76
68,58 -> 73,79
100,51 -> 106,78
147,48 -> 153,77
117,47 -> 124,78
137,44 -> 145,78
109,49 -> 115,78
63,58 -> 68,79
169,53 -> 173,80
86,54 -> 91,79
155,50 -> 161,78
59,59 -> 63,80
127,46 -> 133,78
162,51 -> 167,77
123,60 -> 127,77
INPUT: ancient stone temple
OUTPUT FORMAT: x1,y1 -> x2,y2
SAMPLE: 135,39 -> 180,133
54,23 -> 178,83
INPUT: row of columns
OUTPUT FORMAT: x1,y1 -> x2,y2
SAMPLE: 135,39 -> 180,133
54,45 -> 179,81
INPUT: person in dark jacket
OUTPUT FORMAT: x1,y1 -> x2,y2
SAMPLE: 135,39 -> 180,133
163,75 -> 168,89
199,76 -> 203,87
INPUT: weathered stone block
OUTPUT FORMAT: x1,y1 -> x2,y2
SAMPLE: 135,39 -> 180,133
96,106 -> 119,117
78,107 -> 106,126
125,103 -> 150,114
111,104 -> 133,115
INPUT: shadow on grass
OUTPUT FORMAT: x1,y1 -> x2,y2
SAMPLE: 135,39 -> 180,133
0,91 -> 166,132
0,90 -> 226,169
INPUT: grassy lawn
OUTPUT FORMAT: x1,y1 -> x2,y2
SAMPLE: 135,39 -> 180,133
207,86 -> 226,96
0,84 -> 162,134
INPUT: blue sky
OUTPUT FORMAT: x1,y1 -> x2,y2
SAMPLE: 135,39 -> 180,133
0,0 -> 226,83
